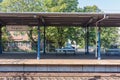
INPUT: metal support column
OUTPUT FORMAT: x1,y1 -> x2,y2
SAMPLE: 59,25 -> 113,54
97,27 -> 101,60
84,18 -> 93,54
95,14 -> 107,59
41,17 -> 46,54
0,26 -> 2,54
43,25 -> 46,54
95,27 -> 101,59
85,27 -> 87,54
85,26 -> 89,54
37,26 -> 40,59
95,27 -> 98,58
87,26 -> 89,54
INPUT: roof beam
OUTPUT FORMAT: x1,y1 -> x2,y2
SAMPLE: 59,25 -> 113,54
0,19 -> 6,26
41,17 -> 46,27
82,17 -> 94,27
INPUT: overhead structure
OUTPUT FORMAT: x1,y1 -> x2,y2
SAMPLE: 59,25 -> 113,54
0,12 -> 120,60
0,12 -> 120,26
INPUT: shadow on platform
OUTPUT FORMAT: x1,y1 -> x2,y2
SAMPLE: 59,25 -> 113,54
0,52 -> 120,60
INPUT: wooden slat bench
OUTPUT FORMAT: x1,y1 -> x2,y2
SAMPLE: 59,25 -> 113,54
55,48 -> 76,54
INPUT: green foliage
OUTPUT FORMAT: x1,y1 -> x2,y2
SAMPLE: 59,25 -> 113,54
0,0 -> 44,12
44,0 -> 78,12
2,27 -> 9,42
101,27 -> 120,48
83,5 -> 101,12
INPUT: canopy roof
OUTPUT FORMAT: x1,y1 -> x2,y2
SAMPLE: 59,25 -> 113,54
0,12 -> 120,27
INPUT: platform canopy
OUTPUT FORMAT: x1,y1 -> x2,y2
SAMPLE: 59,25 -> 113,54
0,12 -> 120,27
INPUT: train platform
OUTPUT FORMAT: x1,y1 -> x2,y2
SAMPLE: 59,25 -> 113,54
0,53 -> 120,66
0,53 -> 119,72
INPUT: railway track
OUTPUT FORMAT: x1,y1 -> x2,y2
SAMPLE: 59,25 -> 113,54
0,72 -> 119,80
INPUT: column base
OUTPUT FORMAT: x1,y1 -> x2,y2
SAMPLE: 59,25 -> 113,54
37,57 -> 40,60
97,57 -> 101,60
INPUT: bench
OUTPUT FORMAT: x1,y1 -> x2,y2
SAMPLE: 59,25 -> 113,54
55,48 -> 76,54
106,49 -> 120,55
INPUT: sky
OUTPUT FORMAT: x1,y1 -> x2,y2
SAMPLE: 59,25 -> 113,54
78,0 -> 120,13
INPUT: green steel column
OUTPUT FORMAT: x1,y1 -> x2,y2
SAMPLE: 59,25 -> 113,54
43,25 -> 46,54
97,27 -> 101,60
37,26 -> 40,59
85,27 -> 87,54
0,26 -> 2,54
85,26 -> 89,54
87,26 -> 89,54
95,27 -> 98,58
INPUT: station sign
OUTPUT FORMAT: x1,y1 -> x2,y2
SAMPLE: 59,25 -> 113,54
6,25 -> 29,31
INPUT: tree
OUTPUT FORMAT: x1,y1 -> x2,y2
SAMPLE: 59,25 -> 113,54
77,5 -> 102,48
83,5 -> 101,12
101,27 -> 120,48
0,0 -> 45,12
44,0 -> 78,12
43,0 -> 79,49
80,5 -> 119,49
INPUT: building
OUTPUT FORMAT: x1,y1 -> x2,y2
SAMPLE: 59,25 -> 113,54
3,31 -> 32,52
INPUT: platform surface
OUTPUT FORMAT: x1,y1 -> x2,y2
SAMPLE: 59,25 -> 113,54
0,53 -> 120,66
